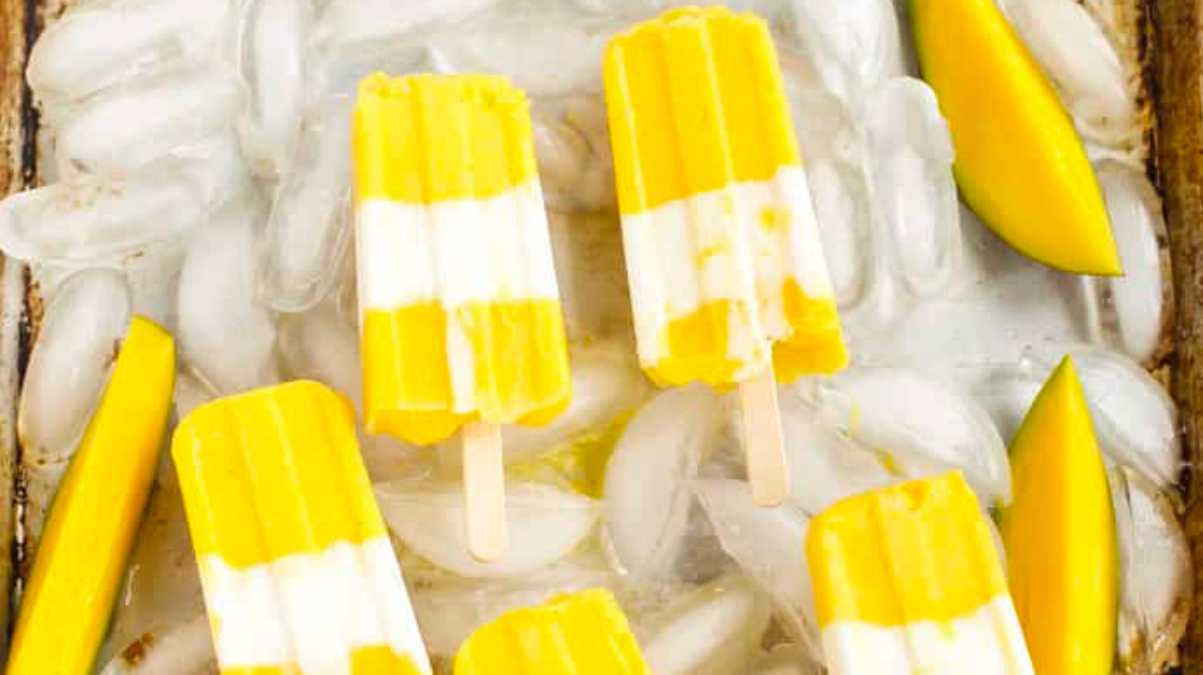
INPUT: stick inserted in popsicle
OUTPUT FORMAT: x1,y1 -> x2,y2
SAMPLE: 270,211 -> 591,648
352,73 -> 573,560
603,6 -> 848,506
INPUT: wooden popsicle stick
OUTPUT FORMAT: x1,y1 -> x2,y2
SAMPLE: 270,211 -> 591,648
462,421 -> 508,562
738,365 -> 790,507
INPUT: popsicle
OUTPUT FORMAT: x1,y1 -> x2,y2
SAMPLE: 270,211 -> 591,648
353,73 -> 572,560
172,380 -> 432,675
806,472 -> 1035,675
7,317 -> 174,675
454,588 -> 648,674
603,6 -> 847,505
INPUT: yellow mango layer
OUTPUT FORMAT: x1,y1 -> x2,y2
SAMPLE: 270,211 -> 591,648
1000,357 -> 1117,675
354,73 -> 537,204
604,6 -> 800,213
807,472 -> 1009,628
172,380 -> 387,568
362,299 -> 571,446
647,282 -> 847,387
454,589 -> 648,674
774,278 -> 848,380
221,646 -> 425,675
8,317 -> 175,675
649,299 -> 748,388
911,0 -> 1121,275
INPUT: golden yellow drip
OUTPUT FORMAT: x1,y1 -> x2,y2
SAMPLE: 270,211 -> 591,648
362,299 -> 571,446
807,472 -> 1010,628
604,6 -> 801,214
648,299 -> 747,388
774,278 -> 848,381
8,317 -> 176,675
1001,357 -> 1117,675
454,589 -> 648,674
172,381 -> 387,568
353,73 -> 538,204
220,647 -> 424,675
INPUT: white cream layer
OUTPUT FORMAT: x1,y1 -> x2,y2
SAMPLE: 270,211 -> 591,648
820,596 -> 1035,675
355,180 -> 560,312
619,165 -> 835,375
355,179 -> 562,414
198,536 -> 432,674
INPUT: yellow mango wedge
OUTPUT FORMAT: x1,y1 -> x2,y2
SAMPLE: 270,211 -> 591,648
7,317 -> 175,675
911,0 -> 1121,275
1000,356 -> 1118,674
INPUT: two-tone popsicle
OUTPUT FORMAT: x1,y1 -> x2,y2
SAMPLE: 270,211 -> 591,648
173,381 -> 432,674
603,6 -> 848,505
352,73 -> 572,560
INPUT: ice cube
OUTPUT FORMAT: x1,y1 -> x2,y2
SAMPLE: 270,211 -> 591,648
1026,346 -> 1180,488
787,87 -> 871,307
26,0 -> 231,105
0,169 -> 209,266
809,367 -> 1011,508
778,387 -> 894,515
640,575 -> 773,675
693,479 -> 820,656
1110,467 -> 1191,673
999,0 -> 1137,149
177,199 -> 279,395
426,11 -> 606,96
314,0 -> 502,48
99,614 -> 215,675
1093,161 -> 1168,363
19,268 -> 131,466
55,68 -> 242,179
261,95 -> 354,312
603,385 -> 726,583
375,482 -> 601,578
863,78 -> 961,298
236,0 -> 310,177
789,0 -> 904,100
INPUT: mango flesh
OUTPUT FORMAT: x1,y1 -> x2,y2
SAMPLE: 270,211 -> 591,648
7,317 -> 176,675
1000,356 -> 1117,674
911,0 -> 1122,276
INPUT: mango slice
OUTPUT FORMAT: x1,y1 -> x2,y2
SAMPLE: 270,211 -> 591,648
7,317 -> 175,675
1000,356 -> 1118,674
911,0 -> 1121,275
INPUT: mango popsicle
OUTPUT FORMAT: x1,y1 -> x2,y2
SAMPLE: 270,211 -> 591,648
7,317 -> 174,675
604,7 -> 847,505
353,73 -> 572,559
172,381 -> 432,675
806,472 -> 1034,675
454,589 -> 648,674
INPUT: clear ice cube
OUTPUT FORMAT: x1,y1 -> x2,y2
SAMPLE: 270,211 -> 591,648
54,68 -> 242,179
26,0 -> 231,105
0,168 -> 209,266
604,385 -> 725,583
1110,467 -> 1191,673
375,482 -> 601,578
177,199 -> 279,395
788,0 -> 904,100
640,575 -> 773,675
236,0 -> 311,177
261,95 -> 354,312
